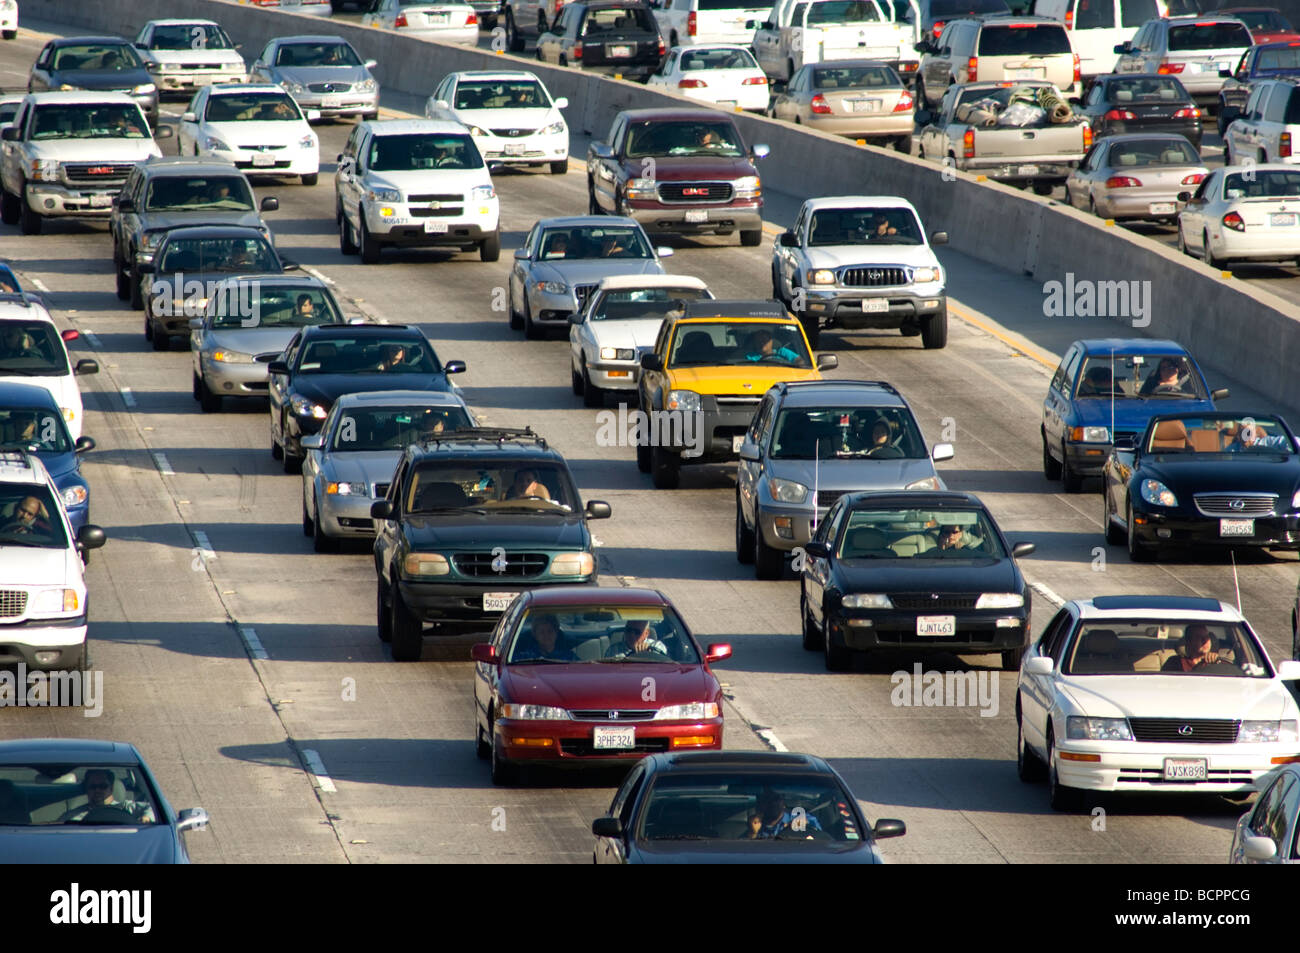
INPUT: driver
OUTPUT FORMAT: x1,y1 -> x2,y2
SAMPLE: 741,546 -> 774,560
3,411 -> 39,446
1,325 -> 42,360
603,619 -> 669,658
864,420 -> 902,458
294,294 -> 317,321
1162,624 -> 1232,671
752,788 -> 823,839
3,495 -> 52,536
1139,358 -> 1190,396
743,329 -> 799,363
57,769 -> 157,824
505,468 -> 551,501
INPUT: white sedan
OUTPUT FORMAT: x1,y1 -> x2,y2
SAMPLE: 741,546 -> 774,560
133,20 -> 247,96
569,274 -> 713,405
1230,764 -> 1300,863
179,84 -> 321,186
646,45 -> 769,112
1016,595 -> 1300,811
1177,163 -> 1300,268
1,0 -> 16,40
362,0 -> 480,44
426,71 -> 569,175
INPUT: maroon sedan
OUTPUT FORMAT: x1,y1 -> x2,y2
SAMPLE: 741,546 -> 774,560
471,587 -> 732,785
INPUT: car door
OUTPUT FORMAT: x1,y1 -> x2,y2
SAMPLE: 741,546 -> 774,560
179,88 -> 207,155
337,124 -> 365,230
1020,608 -> 1075,751
1066,144 -> 1097,208
919,85 -> 954,157
476,595 -> 525,730
268,332 -> 301,447
1116,20 -> 1146,72
753,0 -> 786,77
1260,83 -> 1290,160
649,49 -> 679,89
1231,85 -> 1266,156
373,454 -> 411,585
249,41 -> 276,84
803,498 -> 846,630
737,392 -> 777,529
29,43 -> 54,91
1237,773 -> 1297,862
595,762 -> 648,863
302,404 -> 337,511
1178,169 -> 1214,251
510,223 -> 538,316
1043,343 -> 1079,451
594,113 -> 627,211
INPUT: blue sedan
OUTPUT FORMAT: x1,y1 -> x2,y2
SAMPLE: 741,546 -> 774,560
0,381 -> 94,532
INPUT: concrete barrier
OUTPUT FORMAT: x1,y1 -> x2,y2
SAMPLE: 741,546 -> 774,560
21,0 -> 1300,404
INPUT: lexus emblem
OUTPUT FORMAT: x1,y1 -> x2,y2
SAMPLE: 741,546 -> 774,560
609,710 -> 619,720
1229,499 -> 1245,511
1178,724 -> 1193,736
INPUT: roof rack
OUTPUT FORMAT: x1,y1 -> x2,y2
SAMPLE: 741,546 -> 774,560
0,450 -> 37,469
682,299 -> 789,319
774,379 -> 899,395
0,292 -> 38,309
420,427 -> 549,450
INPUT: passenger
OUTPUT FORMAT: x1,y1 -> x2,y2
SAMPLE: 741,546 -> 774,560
542,233 -> 569,260
513,614 -> 577,661
1,325 -> 41,360
1226,420 -> 1291,452
603,619 -> 669,658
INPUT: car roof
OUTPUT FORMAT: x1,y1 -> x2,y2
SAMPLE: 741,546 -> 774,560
808,59 -> 900,70
679,300 -> 790,320
1075,596 -> 1240,621
144,18 -> 221,26
159,224 -> 271,240
1076,338 -> 1192,355
0,739 -> 142,765
273,35 -> 356,45
537,215 -> 640,228
1165,14 -> 1248,23
362,119 -> 470,136
0,451 -> 53,486
0,296 -> 56,322
772,380 -> 906,408
409,429 -> 560,459
527,586 -> 671,607
303,323 -> 421,337
450,70 -> 545,81
972,15 -> 1064,25
23,91 -> 139,106
208,84 -> 292,96
804,195 -> 919,214
619,107 -> 742,122
1097,133 -> 1200,144
649,751 -> 833,772
140,157 -> 243,173
595,274 -> 709,291
843,490 -> 984,509
333,389 -> 468,408
209,274 -> 329,289
51,35 -> 132,45
0,381 -> 63,409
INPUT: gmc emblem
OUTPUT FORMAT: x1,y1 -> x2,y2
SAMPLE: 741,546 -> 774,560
682,187 -> 709,196
87,166 -> 114,175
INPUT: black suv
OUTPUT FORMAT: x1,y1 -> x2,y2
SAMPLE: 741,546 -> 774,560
536,1 -> 665,79
267,323 -> 466,472
370,428 -> 612,661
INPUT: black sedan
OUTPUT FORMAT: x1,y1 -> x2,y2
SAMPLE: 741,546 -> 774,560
800,491 -> 1035,672
1103,412 -> 1300,562
268,322 -> 465,472
1218,41 -> 1300,135
1075,74 -> 1202,150
535,1 -> 665,80
591,751 -> 905,864
0,738 -> 208,863
28,36 -> 159,128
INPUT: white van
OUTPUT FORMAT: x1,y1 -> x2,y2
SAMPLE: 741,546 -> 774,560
1032,0 -> 1167,78
0,294 -> 98,440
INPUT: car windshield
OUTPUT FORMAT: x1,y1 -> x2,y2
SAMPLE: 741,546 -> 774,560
205,92 -> 302,123
1224,168 -> 1300,197
52,43 -> 142,71
209,285 -> 340,328
146,175 -> 255,211
1144,414 -> 1295,453
506,605 -> 701,663
583,6 -> 658,33
275,42 -> 361,67
1076,353 -> 1208,399
148,24 -> 234,50
404,461 -> 576,513
808,206 -> 923,245
1104,77 -> 1189,102
680,47 -> 760,70
158,237 -> 279,274
0,764 -> 161,826
453,80 -> 548,109
0,484 -> 67,549
0,408 -> 72,453
977,24 -> 1072,54
668,321 -> 812,368
1106,139 -> 1201,166
626,120 -> 746,158
838,508 -> 1007,558
635,773 -> 864,842
0,322 -> 71,376
537,226 -> 653,260
367,133 -> 482,171
812,64 -> 901,89
298,336 -> 439,375
1256,45 -> 1300,70
589,286 -> 710,320
805,0 -> 883,24
1063,621 -> 1271,676
1168,22 -> 1252,50
30,104 -> 148,140
771,407 -> 927,459
329,405 -> 472,450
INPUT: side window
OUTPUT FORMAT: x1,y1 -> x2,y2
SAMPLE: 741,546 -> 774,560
1039,608 -> 1073,660
1049,357 -> 1069,394
492,597 -> 526,651
343,125 -> 361,159
1062,345 -> 1084,392
257,42 -> 274,65
522,224 -> 538,256
283,333 -> 303,370
819,500 -> 847,547
36,43 -> 52,67
607,763 -> 647,827
1271,777 -> 1300,850
1265,85 -> 1288,124
750,395 -> 776,443
654,320 -> 672,358
1079,145 -> 1100,173
609,115 -> 627,153
792,202 -> 808,239
1193,171 -> 1214,201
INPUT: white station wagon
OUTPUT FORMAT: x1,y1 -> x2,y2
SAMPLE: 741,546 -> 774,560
1016,595 -> 1300,811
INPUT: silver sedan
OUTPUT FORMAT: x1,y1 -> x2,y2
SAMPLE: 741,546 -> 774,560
1066,134 -> 1208,224
248,35 -> 379,120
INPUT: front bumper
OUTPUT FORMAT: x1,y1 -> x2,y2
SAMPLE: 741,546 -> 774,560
829,609 -> 1029,653
625,198 -> 762,235
586,358 -> 639,391
364,201 -> 499,246
1054,741 -> 1300,793
291,89 -> 379,117
1131,509 -> 1300,550
478,132 -> 568,164
150,68 -> 248,93
0,615 -> 88,671
24,183 -> 119,218
396,574 -> 598,621
317,492 -> 380,537
494,716 -> 723,763
1062,440 -> 1111,476
212,145 -> 319,176
802,288 -> 945,329
201,355 -> 271,397
656,402 -> 760,465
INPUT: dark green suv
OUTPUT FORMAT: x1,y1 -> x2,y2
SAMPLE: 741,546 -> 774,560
371,428 -> 612,661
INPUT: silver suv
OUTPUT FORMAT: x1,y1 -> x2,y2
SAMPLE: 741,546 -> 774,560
735,379 -> 954,579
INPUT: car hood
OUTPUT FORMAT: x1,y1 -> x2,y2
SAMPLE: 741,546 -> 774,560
502,662 -> 711,709
290,373 -> 453,409
628,840 -> 880,863
835,557 -> 1020,592
28,139 -> 161,161
588,318 -> 666,350
767,457 -> 939,491
1057,675 -> 1295,721
534,260 -> 665,284
205,327 -> 302,359
804,244 -> 939,269
317,450 -> 402,485
276,65 -> 372,85
207,120 -> 312,145
667,365 -> 820,396
51,68 -> 153,90
363,168 -> 489,193
38,451 -> 81,484
1073,397 -> 1216,430
1141,455 -> 1300,493
0,545 -> 79,586
454,107 -> 564,129
143,209 -> 265,232
620,156 -> 756,180
0,825 -> 178,863
147,49 -> 245,67
404,511 -> 587,548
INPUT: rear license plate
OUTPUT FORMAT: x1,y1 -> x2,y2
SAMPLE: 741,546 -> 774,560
251,153 -> 276,167
504,142 -> 527,155
861,298 -> 889,313
321,94 -> 342,108
424,220 -> 449,233
431,12 -> 449,22
1018,165 -> 1040,176
684,209 -> 708,223
1220,518 -> 1254,536
593,726 -> 636,749
1182,62 -> 1200,73
88,194 -> 113,208
483,591 -> 518,612
1271,212 -> 1297,226
1149,202 -> 1176,215
732,435 -> 745,453
608,44 -> 633,57
1011,68 -> 1043,79
1163,757 -> 1207,781
848,98 -> 882,112
917,615 -> 956,636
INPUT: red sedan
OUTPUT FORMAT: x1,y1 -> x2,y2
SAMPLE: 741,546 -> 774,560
1217,7 -> 1300,43
471,587 -> 732,785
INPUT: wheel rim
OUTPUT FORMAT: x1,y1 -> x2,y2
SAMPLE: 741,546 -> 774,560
1203,233 -> 1213,264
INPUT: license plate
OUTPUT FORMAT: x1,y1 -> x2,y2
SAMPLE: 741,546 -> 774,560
916,615 -> 955,636
1163,757 -> 1207,781
848,98 -> 882,113
1271,212 -> 1297,227
732,435 -> 745,453
1149,202 -> 1176,215
321,94 -> 342,108
424,220 -> 449,233
1183,62 -> 1200,73
593,726 -> 636,749
251,153 -> 276,167
431,12 -> 449,22
88,194 -> 113,208
1011,68 -> 1043,79
483,591 -> 518,612
1018,165 -> 1040,176
608,44 -> 633,57
684,209 -> 708,223
861,298 -> 889,313
1220,518 -> 1254,536
504,142 -> 527,155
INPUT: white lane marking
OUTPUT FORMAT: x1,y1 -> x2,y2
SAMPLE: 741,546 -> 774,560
1028,581 -> 1066,609
724,690 -> 790,753
591,535 -> 604,546
83,330 -> 102,349
301,265 -> 335,286
756,729 -> 789,753
239,625 -> 269,661
151,452 -> 174,476
120,387 -> 137,407
302,749 -> 337,793
30,278 -> 48,292
192,530 -> 217,562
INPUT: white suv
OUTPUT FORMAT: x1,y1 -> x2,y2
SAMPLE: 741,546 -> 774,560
1223,79 -> 1300,166
0,294 -> 99,440
654,0 -> 777,47
0,451 -> 105,672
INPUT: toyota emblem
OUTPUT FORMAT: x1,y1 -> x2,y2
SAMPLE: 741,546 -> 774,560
869,270 -> 883,280
1178,725 -> 1193,736
1229,499 -> 1245,511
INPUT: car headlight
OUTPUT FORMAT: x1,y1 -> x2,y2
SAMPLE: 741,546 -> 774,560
734,175 -> 761,198
807,269 -> 836,285
1140,479 -> 1177,507
539,120 -> 565,135
290,394 -> 327,419
31,587 -> 79,614
367,187 -> 402,203
471,184 -> 496,201
325,481 -> 367,496
769,477 -> 809,503
904,476 -> 943,491
29,159 -> 59,181
500,704 -> 569,720
139,230 -> 165,251
599,346 -> 635,361
282,80 -> 305,95
152,63 -> 181,73
912,266 -> 940,283
535,280 -> 568,295
58,84 -> 79,91
627,176 -> 656,198
550,551 -> 595,576
841,593 -> 892,609
466,124 -> 489,137
655,702 -> 720,720
1066,716 -> 1133,741
1291,489 -> 1300,509
62,485 -> 88,508
299,134 -> 316,149
356,78 -> 377,93
212,349 -> 254,364
1239,720 -> 1298,743
975,592 -> 1024,609
403,552 -> 449,576
1069,426 -> 1110,443
132,83 -> 157,95
204,136 -> 230,152
666,390 -> 701,413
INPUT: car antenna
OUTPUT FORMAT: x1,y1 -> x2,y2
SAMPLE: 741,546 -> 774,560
1231,550 -> 1242,615
812,437 -> 820,533
1110,348 -> 1116,449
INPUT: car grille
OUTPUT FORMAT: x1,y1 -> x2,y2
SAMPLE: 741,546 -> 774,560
574,284 -> 597,308
813,489 -> 853,510
1193,494 -> 1277,517
559,738 -> 671,756
0,590 -> 27,618
657,182 -> 734,204
181,63 -> 228,71
63,163 -> 134,185
1128,717 -> 1240,744
569,709 -> 658,721
841,267 -> 909,288
408,193 -> 462,203
890,594 -> 980,610
373,483 -> 390,498
235,160 -> 292,170
715,397 -> 761,409
239,144 -> 285,152
490,127 -> 536,138
452,552 -> 548,577
308,82 -> 352,93
411,205 -> 463,218
1117,768 -> 1256,785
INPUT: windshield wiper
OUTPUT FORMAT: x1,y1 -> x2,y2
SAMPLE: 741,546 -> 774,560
0,538 -> 49,548
412,506 -> 488,515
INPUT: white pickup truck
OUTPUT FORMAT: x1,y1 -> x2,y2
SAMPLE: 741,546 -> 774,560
751,0 -> 919,85
0,91 -> 167,235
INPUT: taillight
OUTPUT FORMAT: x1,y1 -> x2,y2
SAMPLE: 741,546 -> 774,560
810,94 -> 832,114
1172,106 -> 1199,118
963,128 -> 975,158
658,36 -> 666,57
967,56 -> 978,81
573,41 -> 583,59
1157,62 -> 1185,73
1105,176 -> 1142,188
1223,210 -> 1245,231
678,78 -> 706,87
898,61 -> 918,72
466,11 -> 478,25
1103,109 -> 1137,120
894,90 -> 914,112
1181,173 -> 1205,185
1064,6 -> 1073,27
742,76 -> 767,85
555,0 -> 565,13
1073,53 -> 1080,85
1283,132 -> 1293,157
395,12 -> 407,26
1083,125 -> 1093,149
688,10 -> 696,36
932,20 -> 945,38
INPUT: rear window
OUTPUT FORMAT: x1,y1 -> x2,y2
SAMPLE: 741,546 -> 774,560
1104,76 -> 1191,101
583,6 -> 657,33
977,24 -> 1073,54
1231,8 -> 1291,30
931,0 -> 1010,15
806,0 -> 883,24
812,64 -> 902,87
1072,0 -> 1115,30
1120,0 -> 1158,27
1167,22 -> 1252,50
1256,45 -> 1300,71
1108,137 -> 1201,166
1224,168 -> 1300,197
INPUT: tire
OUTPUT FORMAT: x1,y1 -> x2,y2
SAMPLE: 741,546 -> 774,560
390,586 -> 423,661
1001,647 -> 1022,671
1016,709 -> 1045,782
301,173 -> 318,186
130,267 -> 144,311
823,617 -> 851,672
550,160 -> 568,175
799,311 -> 819,348
582,366 -> 603,408
509,288 -> 523,331
920,307 -> 947,349
313,495 -> 339,553
115,255 -> 130,300
283,443 -> 301,474
197,374 -> 221,413
151,318 -> 169,351
479,232 -> 501,262
18,187 -> 41,235
1203,230 -> 1223,270
1061,442 -> 1083,493
302,492 -> 314,537
359,217 -> 381,264
570,361 -> 583,396
754,521 -> 783,580
735,493 -> 755,564
587,184 -> 602,214
1032,182 -> 1054,196
0,187 -> 18,225
635,414 -> 651,473
475,705 -> 491,760
376,579 -> 392,643
740,228 -> 762,247
893,135 -> 911,153
2,31 -> 16,41
271,436 -> 283,461
651,445 -> 680,489
1041,430 -> 1062,480
339,209 -> 359,255
1047,732 -> 1082,812
522,295 -> 540,339
490,716 -> 519,785
1104,491 -> 1125,545
1222,144 -> 1232,166
801,592 -> 823,650
505,8 -> 525,53
78,637 -> 91,674
1127,500 -> 1153,563
917,79 -> 930,108
1177,226 -> 1191,257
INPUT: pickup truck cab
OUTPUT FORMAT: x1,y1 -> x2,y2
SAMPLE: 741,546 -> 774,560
753,0 -> 921,84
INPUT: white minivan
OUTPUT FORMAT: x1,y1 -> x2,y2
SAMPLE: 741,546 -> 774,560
1032,0 -> 1167,79
0,294 -> 98,440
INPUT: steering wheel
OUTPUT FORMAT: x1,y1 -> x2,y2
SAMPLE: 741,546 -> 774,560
76,805 -> 139,824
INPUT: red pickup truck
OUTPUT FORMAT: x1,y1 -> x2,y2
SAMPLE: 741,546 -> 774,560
586,108 -> 771,246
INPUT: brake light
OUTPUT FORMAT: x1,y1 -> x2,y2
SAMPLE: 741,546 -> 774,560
1172,106 -> 1199,118
967,56 -> 977,81
678,78 -> 706,87
395,12 -> 407,26
894,90 -> 913,111
1103,109 -> 1137,120
573,41 -> 583,59
898,61 -> 918,72
963,127 -> 975,158
1157,62 -> 1185,73
1182,173 -> 1205,185
1283,132 -> 1293,157
1083,125 -> 1093,149
1064,6 -> 1073,27
688,10 -> 696,36
466,11 -> 478,25
742,75 -> 767,85
810,93 -> 832,114
658,36 -> 666,57
1105,176 -> 1142,188
1073,53 -> 1081,85
932,20 -> 945,38
1223,210 -> 1245,231
555,0 -> 565,13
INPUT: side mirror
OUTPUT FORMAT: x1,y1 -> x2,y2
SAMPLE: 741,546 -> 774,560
74,436 -> 95,454
281,260 -> 300,272
1114,433 -> 1138,451
816,353 -> 838,371
592,817 -> 624,838
1276,659 -> 1300,680
1210,387 -> 1230,401
1218,69 -> 1232,78
306,109 -> 321,122
705,644 -> 732,663
116,197 -> 134,213
873,818 -> 906,839
1,127 -> 18,141
930,231 -> 948,245
370,499 -> 393,520
364,59 -> 379,71
590,142 -> 614,159
74,359 -> 98,376
1024,656 -> 1054,676
914,109 -> 933,126
779,230 -> 799,247
175,807 -> 210,834
267,360 -> 289,375
261,196 -> 279,212
188,318 -> 204,330
1068,97 -> 1083,106
181,111 -> 196,123
554,97 -> 569,109
568,311 -> 584,324
1176,191 -> 1192,203
471,643 -> 499,664
640,353 -> 663,372
1220,106 -> 1241,125
61,328 -> 79,343
753,144 -> 770,159
913,40 -> 933,53
738,443 -> 760,461
803,541 -> 831,560
1012,541 -> 1035,558
155,125 -> 174,140
300,434 -> 323,450
444,359 -> 466,375
1113,42 -> 1130,54
513,248 -> 528,260
1242,836 -> 1277,862
931,442 -> 954,462
585,500 -> 612,519
76,525 -> 107,551
656,246 -> 674,258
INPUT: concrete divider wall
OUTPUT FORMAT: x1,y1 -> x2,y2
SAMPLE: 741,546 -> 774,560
23,0 -> 1300,404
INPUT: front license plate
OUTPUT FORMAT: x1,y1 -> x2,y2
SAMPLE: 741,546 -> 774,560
1271,212 -> 1297,227
1163,757 -> 1207,781
424,220 -> 449,233
593,726 -> 636,749
504,142 -> 527,156
861,298 -> 890,313
321,94 -> 342,108
916,615 -> 956,636
483,591 -> 518,612
1220,518 -> 1254,536
732,435 -> 745,452
251,153 -> 276,167
608,44 -> 633,57
88,194 -> 113,208
1149,202 -> 1176,215
684,209 -> 708,223
1018,165 -> 1040,176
